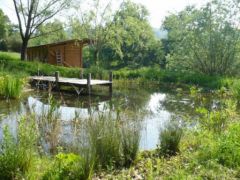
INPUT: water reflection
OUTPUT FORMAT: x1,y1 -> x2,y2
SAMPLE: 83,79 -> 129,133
0,86 -> 215,151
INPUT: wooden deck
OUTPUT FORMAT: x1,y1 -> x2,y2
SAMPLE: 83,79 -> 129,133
31,76 -> 112,86
30,72 -> 113,95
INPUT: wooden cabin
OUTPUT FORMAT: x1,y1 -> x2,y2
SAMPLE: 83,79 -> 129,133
27,39 -> 91,68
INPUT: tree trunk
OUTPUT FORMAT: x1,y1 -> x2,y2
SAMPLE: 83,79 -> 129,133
20,38 -> 29,61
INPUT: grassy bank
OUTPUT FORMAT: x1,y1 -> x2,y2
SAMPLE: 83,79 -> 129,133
1,51 -> 237,90
114,67 -> 236,89
0,88 -> 240,179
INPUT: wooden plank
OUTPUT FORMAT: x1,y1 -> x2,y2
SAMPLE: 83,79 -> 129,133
30,76 -> 112,86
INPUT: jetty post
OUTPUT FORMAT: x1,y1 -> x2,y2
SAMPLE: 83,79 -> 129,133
87,73 -> 91,95
109,71 -> 113,93
55,71 -> 60,90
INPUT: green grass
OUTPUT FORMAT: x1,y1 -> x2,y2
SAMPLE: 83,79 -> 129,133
0,75 -> 26,99
1,51 -> 237,90
0,115 -> 38,179
0,51 -> 108,79
0,85 -> 240,178
85,112 -> 141,170
114,67 -> 236,89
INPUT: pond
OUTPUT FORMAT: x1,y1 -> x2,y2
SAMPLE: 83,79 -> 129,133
0,83 -> 214,152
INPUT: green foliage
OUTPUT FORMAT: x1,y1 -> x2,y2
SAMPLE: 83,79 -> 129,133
0,51 -> 20,60
87,113 -> 123,169
29,20 -> 67,46
86,112 -> 141,170
43,153 -> 93,180
114,67 -> 229,89
101,0 -> 164,68
157,123 -> 183,157
0,115 -> 38,179
231,80 -> 240,102
163,0 -> 240,75
121,123 -> 140,167
216,123 -> 240,168
0,75 -> 25,99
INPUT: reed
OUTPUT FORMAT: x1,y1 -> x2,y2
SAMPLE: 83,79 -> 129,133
0,75 -> 25,99
157,123 -> 183,157
85,111 -> 141,170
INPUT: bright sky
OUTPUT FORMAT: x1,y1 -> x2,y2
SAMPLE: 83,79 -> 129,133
0,0 -> 209,28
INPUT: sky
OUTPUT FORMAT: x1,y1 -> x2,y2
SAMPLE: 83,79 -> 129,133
0,0 -> 209,28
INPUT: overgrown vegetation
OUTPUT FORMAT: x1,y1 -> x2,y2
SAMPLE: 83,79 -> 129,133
1,0 -> 240,178
0,75 -> 25,99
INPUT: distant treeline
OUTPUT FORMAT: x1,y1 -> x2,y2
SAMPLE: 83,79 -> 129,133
1,0 -> 240,76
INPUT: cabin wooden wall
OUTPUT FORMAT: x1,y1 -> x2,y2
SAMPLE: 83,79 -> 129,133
48,45 -> 65,65
64,42 -> 82,67
27,46 -> 48,62
27,41 -> 84,68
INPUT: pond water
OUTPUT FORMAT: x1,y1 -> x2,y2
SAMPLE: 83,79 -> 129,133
0,83 -> 213,152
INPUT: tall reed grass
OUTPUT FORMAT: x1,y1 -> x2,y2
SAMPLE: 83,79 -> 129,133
85,112 -> 141,170
157,122 -> 183,157
0,75 -> 25,99
0,115 -> 38,179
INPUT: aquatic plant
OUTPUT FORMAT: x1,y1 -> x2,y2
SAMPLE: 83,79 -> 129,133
216,123 -> 240,168
121,122 -> 141,167
157,123 -> 183,157
0,115 -> 38,179
0,75 -> 25,99
86,113 -> 122,169
85,111 -> 141,170
37,95 -> 61,154
230,80 -> 240,103
43,152 -> 93,180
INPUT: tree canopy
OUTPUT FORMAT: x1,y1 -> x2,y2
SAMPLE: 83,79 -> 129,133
163,0 -> 240,75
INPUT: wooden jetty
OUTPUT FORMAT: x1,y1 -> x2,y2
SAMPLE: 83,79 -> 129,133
30,71 -> 113,95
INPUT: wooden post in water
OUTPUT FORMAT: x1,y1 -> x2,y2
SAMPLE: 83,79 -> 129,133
109,71 -> 113,94
55,71 -> 60,90
87,73 -> 91,95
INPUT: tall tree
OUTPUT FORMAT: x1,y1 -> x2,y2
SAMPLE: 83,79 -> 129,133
12,0 -> 70,60
30,19 -> 67,46
102,1 -> 164,68
163,0 -> 240,75
0,9 -> 11,50
73,0 -> 115,65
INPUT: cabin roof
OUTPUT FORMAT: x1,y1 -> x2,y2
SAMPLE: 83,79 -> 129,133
27,38 -> 92,49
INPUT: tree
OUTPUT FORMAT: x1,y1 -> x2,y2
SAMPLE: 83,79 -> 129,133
0,9 -> 11,50
12,0 -> 70,60
73,0 -> 115,65
101,1 -> 164,68
163,0 -> 240,75
30,20 -> 67,46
